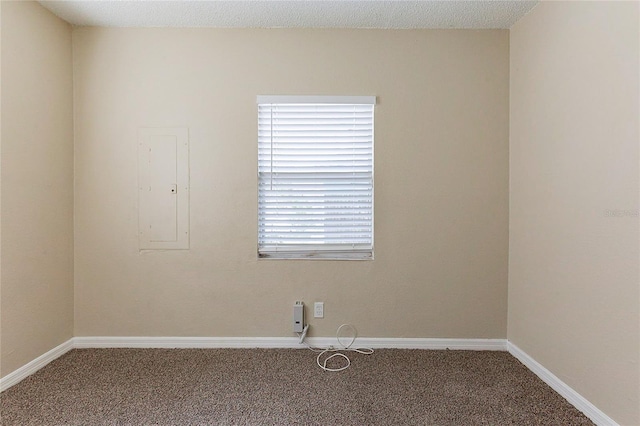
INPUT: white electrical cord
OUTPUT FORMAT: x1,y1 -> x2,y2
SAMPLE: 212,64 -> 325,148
297,324 -> 373,372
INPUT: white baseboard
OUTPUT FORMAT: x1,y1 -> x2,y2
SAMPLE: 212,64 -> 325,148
356,337 -> 507,350
0,339 -> 74,392
507,342 -> 618,426
74,336 -> 303,349
73,336 -> 507,351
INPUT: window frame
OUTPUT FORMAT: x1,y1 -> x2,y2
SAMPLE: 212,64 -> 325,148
256,95 -> 376,260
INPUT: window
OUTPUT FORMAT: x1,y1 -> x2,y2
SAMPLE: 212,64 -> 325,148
257,96 -> 375,259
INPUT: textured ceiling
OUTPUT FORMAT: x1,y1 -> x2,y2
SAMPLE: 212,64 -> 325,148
38,1 -> 538,29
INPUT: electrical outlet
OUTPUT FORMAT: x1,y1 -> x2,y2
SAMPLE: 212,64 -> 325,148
314,302 -> 324,318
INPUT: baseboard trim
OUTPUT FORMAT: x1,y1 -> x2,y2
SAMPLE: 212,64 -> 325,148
74,336 -> 303,349
349,337 -> 507,350
0,339 -> 74,392
73,336 -> 507,351
507,342 -> 618,426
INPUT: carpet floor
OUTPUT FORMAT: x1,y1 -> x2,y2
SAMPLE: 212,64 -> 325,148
0,348 -> 593,425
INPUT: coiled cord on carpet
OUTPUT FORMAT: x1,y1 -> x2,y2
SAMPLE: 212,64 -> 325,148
297,324 -> 373,372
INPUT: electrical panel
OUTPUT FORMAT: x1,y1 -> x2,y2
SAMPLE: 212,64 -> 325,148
138,127 -> 189,250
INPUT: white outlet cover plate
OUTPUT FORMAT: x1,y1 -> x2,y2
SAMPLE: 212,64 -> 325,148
314,302 -> 324,318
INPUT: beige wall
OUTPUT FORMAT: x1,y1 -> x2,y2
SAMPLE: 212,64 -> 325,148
73,28 -> 509,338
509,2 -> 639,425
0,1 -> 74,377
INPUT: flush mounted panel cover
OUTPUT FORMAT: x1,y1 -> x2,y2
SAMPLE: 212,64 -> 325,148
138,127 -> 189,250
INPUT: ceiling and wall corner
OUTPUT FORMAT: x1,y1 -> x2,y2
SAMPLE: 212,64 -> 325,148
37,0 -> 538,29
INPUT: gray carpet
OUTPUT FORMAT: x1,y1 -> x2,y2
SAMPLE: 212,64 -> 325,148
0,348 -> 593,425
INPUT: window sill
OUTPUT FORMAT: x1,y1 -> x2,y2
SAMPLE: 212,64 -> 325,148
258,251 -> 373,260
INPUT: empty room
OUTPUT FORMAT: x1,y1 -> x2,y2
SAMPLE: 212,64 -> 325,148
1,0 -> 638,425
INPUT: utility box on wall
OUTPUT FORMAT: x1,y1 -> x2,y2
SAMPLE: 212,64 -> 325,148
138,127 -> 189,250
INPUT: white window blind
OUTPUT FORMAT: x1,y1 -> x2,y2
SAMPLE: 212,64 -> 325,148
257,96 -> 375,259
